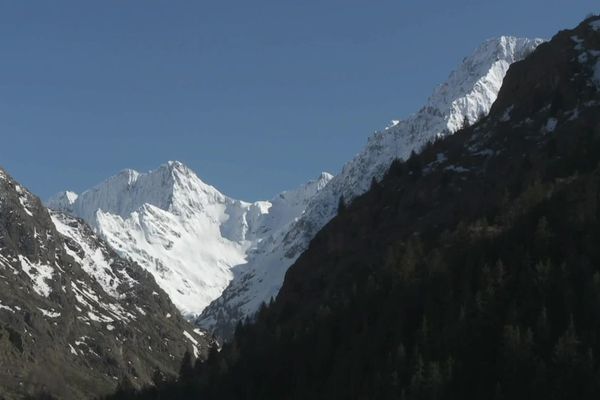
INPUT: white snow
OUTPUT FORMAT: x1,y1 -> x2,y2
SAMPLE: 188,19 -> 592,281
51,211 -> 137,298
18,255 -> 54,297
87,310 -> 114,323
183,330 -> 198,345
37,307 -> 61,318
0,301 -> 15,313
48,161 -> 332,317
15,185 -> 34,217
68,344 -> 79,355
183,330 -> 200,358
193,328 -> 205,336
386,120 -> 400,129
590,19 -> 600,31
70,280 -> 133,323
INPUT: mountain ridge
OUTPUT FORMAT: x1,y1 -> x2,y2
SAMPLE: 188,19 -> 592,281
197,34 -> 544,338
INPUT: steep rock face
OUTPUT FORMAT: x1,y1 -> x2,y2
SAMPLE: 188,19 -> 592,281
197,35 -> 544,338
0,169 -> 211,400
48,163 -> 332,317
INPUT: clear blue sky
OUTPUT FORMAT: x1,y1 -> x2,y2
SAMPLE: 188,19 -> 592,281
0,1 -> 595,201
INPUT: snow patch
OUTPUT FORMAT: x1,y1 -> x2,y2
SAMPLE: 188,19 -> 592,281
18,255 -> 54,297
385,120 -> 400,129
0,301 -> 15,313
193,328 -> 205,336
87,310 -> 113,323
69,344 -> 78,355
37,307 -> 61,318
14,185 -> 34,217
183,330 -> 200,358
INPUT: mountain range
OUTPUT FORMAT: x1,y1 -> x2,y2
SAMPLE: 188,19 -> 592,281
1,11 -> 598,400
48,35 -> 543,340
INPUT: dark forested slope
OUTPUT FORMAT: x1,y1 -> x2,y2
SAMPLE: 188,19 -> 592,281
113,16 -> 600,400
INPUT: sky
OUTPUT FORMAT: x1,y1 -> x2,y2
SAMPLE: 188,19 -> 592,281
0,1 -> 596,201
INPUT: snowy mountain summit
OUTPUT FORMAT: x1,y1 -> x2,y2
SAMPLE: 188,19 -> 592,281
196,35 -> 544,338
48,161 -> 333,317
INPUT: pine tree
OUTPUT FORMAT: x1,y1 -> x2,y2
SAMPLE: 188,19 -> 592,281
179,350 -> 195,383
337,195 -> 347,214
406,150 -> 422,178
370,176 -> 380,190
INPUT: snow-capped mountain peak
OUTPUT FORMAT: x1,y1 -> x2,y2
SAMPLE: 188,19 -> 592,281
49,161 -> 228,224
48,164 -> 332,317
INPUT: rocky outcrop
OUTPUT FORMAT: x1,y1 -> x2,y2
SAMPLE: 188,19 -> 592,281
0,168 -> 213,399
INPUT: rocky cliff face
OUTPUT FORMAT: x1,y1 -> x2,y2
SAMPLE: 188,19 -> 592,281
0,168 -> 212,400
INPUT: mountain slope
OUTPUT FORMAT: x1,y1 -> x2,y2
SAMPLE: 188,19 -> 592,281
0,169 -> 211,399
114,15 -> 600,400
197,35 -> 543,338
47,162 -> 332,318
